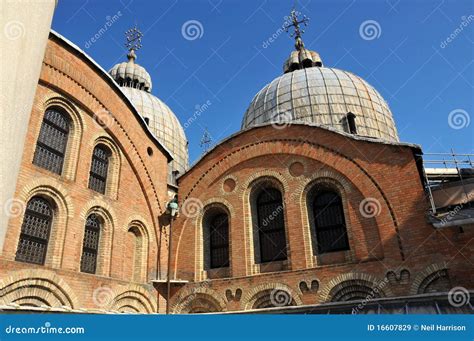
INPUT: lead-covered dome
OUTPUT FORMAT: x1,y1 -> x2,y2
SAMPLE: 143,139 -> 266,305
242,67 -> 398,141
242,11 -> 399,142
109,47 -> 188,181
121,87 -> 188,175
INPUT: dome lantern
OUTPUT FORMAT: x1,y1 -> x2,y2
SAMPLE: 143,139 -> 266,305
109,26 -> 189,181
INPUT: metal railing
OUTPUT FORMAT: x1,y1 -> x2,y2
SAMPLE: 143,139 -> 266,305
421,150 -> 474,213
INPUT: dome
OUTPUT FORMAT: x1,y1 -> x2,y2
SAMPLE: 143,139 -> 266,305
109,51 -> 152,92
109,45 -> 188,182
242,67 -> 398,142
242,11 -> 398,142
121,87 -> 188,176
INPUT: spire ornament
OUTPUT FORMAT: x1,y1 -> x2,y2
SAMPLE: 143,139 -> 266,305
125,26 -> 143,62
200,128 -> 212,154
284,9 -> 309,50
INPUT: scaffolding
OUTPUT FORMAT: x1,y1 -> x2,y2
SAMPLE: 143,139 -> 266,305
421,150 -> 474,214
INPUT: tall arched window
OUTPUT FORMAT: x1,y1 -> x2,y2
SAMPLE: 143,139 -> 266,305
33,107 -> 70,174
203,209 -> 230,269
312,190 -> 349,253
80,214 -> 101,274
15,196 -> 53,265
88,144 -> 111,194
255,188 -> 287,263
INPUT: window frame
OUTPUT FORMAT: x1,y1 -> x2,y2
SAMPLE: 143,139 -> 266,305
255,187 -> 287,263
311,189 -> 350,254
80,213 -> 101,274
15,197 -> 53,265
88,144 -> 112,194
32,107 -> 71,175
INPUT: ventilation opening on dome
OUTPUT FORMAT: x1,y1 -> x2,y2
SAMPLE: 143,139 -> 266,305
144,117 -> 150,125
341,112 -> 357,135
288,63 -> 300,73
302,59 -> 312,68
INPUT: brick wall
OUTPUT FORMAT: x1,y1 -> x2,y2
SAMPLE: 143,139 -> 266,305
170,124 -> 474,312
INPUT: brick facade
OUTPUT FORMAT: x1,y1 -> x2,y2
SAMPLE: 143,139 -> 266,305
169,124 -> 473,313
1,33 -> 472,315
1,34 -> 171,313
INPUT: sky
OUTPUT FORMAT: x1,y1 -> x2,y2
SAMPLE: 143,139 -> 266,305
51,0 -> 474,165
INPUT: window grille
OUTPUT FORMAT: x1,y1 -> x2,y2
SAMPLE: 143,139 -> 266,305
80,214 -> 101,274
33,108 -> 70,174
313,191 -> 349,253
256,188 -> 287,262
15,197 -> 53,265
88,145 -> 111,194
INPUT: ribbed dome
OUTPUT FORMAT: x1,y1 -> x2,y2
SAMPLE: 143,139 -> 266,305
242,67 -> 399,142
121,88 -> 188,176
109,47 -> 188,182
109,51 -> 152,92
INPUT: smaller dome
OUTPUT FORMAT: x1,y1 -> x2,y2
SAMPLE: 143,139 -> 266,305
122,87 -> 189,176
109,51 -> 152,92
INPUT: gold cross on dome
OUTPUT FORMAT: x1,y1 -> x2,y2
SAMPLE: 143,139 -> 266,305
125,26 -> 143,52
284,9 -> 309,39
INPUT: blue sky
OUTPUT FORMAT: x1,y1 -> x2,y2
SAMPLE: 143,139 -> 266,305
52,0 -> 473,164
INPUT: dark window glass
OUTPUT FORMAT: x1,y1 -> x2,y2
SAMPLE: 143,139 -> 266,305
209,213 -> 229,268
80,214 -> 101,274
313,191 -> 349,253
33,108 -> 70,174
15,197 -> 53,265
88,145 -> 111,194
256,188 -> 287,262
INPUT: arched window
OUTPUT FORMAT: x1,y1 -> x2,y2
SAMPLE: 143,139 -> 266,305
203,209 -> 229,269
15,196 -> 53,265
255,188 -> 287,263
312,190 -> 349,253
88,144 -> 111,194
33,107 -> 70,174
80,214 -> 101,274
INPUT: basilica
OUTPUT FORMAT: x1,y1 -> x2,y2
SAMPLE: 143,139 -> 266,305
0,7 -> 472,314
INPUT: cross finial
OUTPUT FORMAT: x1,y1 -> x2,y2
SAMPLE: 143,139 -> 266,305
125,26 -> 143,61
284,9 -> 309,50
200,128 -> 212,153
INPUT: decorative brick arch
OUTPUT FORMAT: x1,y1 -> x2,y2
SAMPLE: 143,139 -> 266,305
11,178 -> 74,268
192,198 -> 234,281
172,286 -> 227,314
80,200 -> 118,277
410,262 -> 450,295
296,172 -> 358,268
0,269 -> 79,309
319,272 -> 392,303
88,134 -> 122,200
126,218 -> 151,283
40,93 -> 84,181
108,284 -> 156,313
241,282 -> 302,310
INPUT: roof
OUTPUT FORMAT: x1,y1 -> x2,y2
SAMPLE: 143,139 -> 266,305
179,122 -> 422,180
49,30 -> 173,162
